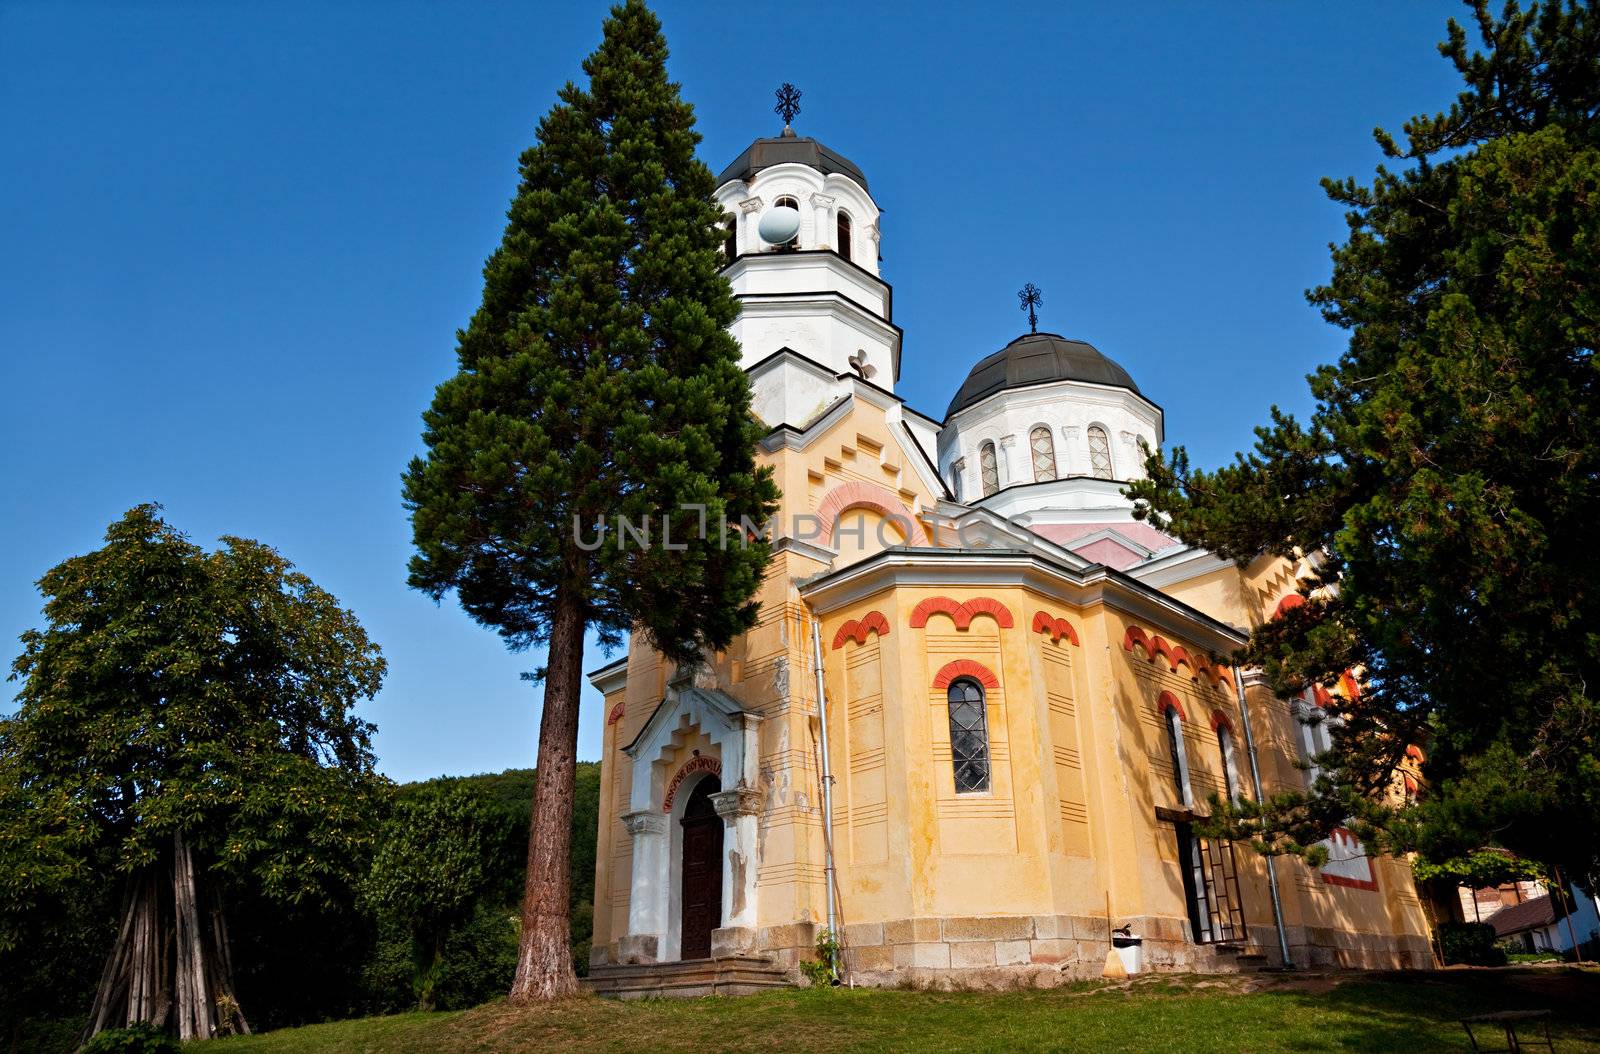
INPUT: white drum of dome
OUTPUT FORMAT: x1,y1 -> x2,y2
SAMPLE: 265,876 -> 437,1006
757,205 -> 801,245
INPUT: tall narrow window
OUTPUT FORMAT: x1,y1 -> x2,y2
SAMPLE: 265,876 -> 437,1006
836,210 -> 853,261
947,678 -> 991,793
722,215 -> 738,261
1217,724 -> 1239,802
1296,690 -> 1335,788
1164,703 -> 1193,807
1030,426 -> 1057,482
979,441 -> 999,496
1087,424 -> 1114,479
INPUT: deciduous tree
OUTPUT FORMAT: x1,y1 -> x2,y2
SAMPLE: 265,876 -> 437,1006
0,505 -> 387,1041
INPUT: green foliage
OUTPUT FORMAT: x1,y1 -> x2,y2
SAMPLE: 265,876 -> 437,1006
1437,922 -> 1508,966
1411,848 -> 1547,887
1129,1 -> 1600,876
78,1023 -> 180,1054
0,505 -> 388,1037
401,0 -> 780,666
362,781 -> 519,1010
364,904 -> 520,1014
799,929 -> 840,987
356,763 -> 601,1014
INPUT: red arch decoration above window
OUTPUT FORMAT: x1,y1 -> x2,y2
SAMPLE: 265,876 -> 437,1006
1405,745 -> 1426,764
932,659 -> 999,690
1031,610 -> 1081,646
814,481 -> 931,547
1274,593 -> 1307,617
662,755 -> 721,813
1209,708 -> 1233,731
909,596 -> 1015,631
1123,624 -> 1234,688
1157,690 -> 1187,721
1312,684 -> 1335,709
832,610 -> 891,650
606,701 -> 626,727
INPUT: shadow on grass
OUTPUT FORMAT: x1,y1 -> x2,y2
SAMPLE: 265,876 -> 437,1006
1254,968 -> 1600,1053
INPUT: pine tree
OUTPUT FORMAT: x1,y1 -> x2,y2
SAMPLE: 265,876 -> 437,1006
1129,0 -> 1600,878
402,0 -> 778,1000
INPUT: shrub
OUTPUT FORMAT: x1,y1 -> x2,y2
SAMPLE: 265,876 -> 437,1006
78,1023 -> 179,1054
799,929 -> 840,987
1438,922 -> 1507,966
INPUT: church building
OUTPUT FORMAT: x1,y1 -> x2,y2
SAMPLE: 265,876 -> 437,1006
584,106 -> 1434,993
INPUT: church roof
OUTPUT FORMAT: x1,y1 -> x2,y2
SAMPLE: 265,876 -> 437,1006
716,131 -> 869,191
946,332 -> 1141,418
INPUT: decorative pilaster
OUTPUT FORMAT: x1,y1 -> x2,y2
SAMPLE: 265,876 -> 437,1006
997,435 -> 1018,487
809,192 -> 836,249
738,196 -> 764,254
1059,425 -> 1082,475
620,810 -> 670,963
711,786 -> 762,950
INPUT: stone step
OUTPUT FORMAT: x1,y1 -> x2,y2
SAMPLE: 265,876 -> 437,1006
586,955 -> 793,999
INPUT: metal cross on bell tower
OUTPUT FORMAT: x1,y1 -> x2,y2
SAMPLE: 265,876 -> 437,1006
775,83 -> 802,134
1018,283 -> 1043,333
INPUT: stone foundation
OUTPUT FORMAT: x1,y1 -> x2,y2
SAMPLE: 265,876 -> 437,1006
593,914 -> 1433,987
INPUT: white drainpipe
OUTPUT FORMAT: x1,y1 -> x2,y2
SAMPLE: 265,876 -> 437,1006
1234,666 -> 1293,968
809,616 -> 841,979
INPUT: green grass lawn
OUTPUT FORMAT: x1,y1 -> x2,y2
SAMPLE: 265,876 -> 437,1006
193,967 -> 1600,1053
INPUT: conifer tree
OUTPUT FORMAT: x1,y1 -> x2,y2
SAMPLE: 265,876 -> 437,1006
403,0 -> 778,999
1130,1 -> 1600,879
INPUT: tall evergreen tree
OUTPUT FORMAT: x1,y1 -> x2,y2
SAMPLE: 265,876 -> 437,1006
0,506 -> 387,1041
403,0 -> 778,999
1130,1 -> 1600,879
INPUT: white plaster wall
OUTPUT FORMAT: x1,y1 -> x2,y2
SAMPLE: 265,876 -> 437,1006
749,354 -> 848,430
937,381 -> 1163,510
724,253 -> 888,314
730,295 -> 897,384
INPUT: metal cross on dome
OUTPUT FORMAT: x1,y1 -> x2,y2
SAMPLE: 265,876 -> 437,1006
775,83 -> 802,128
1018,283 -> 1043,333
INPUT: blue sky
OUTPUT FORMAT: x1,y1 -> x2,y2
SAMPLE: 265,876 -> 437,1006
0,2 -> 1463,783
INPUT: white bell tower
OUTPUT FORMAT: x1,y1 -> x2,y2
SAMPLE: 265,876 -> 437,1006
714,87 -> 898,427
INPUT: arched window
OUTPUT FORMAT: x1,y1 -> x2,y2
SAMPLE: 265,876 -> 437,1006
773,195 -> 799,211
1030,426 -> 1057,482
836,210 -> 853,261
978,441 -> 999,496
1162,701 -> 1193,807
722,215 -> 738,261
946,678 -> 991,793
1216,724 -> 1240,802
1087,425 -> 1114,480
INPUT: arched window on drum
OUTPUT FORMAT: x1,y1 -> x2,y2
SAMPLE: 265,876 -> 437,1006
946,678 -> 991,794
1087,424 -> 1114,480
978,441 -> 1000,496
1030,426 -> 1057,482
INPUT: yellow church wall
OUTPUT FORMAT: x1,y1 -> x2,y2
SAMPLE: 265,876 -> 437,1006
588,394 -> 1432,979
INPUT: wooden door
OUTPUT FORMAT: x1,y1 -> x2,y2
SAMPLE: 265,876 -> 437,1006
679,776 -> 723,960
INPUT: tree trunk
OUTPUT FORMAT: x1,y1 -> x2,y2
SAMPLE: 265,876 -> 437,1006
82,832 -> 248,1043
508,583 -> 586,1002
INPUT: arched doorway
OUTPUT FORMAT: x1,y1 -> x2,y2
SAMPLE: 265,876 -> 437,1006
678,775 -> 723,960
